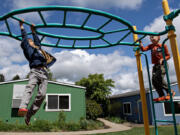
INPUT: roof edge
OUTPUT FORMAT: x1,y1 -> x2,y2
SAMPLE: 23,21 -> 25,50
0,79 -> 86,89
110,82 -> 178,99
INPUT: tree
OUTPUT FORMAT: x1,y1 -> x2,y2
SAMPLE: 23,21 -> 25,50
76,73 -> 114,102
0,74 -> 5,82
48,69 -> 56,81
12,75 -> 20,80
75,73 -> 114,116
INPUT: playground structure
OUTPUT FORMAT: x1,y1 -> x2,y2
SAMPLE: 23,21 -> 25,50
0,0 -> 179,135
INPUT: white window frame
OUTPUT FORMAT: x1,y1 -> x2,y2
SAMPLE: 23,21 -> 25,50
163,96 -> 180,116
45,93 -> 71,112
123,102 -> 132,115
12,84 -> 26,99
12,84 -> 26,108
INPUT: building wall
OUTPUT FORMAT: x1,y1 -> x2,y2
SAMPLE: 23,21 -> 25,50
0,80 -> 86,124
150,83 -> 180,125
110,93 -> 152,124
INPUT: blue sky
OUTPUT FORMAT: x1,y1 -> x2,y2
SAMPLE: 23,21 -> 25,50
0,0 -> 180,94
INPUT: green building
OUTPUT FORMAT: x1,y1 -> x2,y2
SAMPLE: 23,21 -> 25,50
0,79 -> 86,124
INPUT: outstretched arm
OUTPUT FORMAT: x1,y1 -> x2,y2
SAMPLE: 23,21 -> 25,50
31,24 -> 41,47
139,41 -> 150,52
19,19 -> 27,40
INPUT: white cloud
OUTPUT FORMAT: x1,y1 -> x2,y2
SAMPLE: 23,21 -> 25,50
0,37 -> 29,80
0,38 -> 139,93
0,37 -> 26,67
68,0 -> 143,10
50,49 -> 137,92
0,64 -> 29,80
5,0 -> 143,12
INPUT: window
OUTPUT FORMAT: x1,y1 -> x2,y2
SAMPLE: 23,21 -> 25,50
164,100 -> 180,116
123,102 -> 132,115
46,94 -> 71,111
12,85 -> 26,108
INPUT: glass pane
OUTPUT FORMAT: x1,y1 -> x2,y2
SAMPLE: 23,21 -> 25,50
59,96 -> 69,109
124,104 -> 128,113
127,104 -> 130,113
164,101 -> 180,114
48,95 -> 58,109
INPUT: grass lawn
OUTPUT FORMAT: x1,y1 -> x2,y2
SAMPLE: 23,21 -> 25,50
90,125 -> 180,135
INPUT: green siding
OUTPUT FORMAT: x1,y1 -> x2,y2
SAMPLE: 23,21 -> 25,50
0,80 -> 86,124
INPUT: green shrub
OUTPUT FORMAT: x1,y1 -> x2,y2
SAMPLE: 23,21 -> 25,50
84,119 -> 104,130
57,111 -> 66,129
106,116 -> 126,124
65,121 -> 81,131
86,99 -> 103,120
0,121 -> 15,131
0,117 -> 105,132
31,120 -> 53,132
108,102 -> 122,116
79,117 -> 89,130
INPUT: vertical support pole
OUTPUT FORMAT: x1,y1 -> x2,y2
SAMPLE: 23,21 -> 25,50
133,26 -> 150,135
162,0 -> 180,92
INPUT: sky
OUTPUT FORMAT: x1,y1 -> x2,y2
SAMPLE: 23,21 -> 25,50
0,0 -> 180,95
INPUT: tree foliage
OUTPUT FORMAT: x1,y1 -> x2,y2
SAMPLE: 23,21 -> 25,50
108,102 -> 122,116
12,75 -> 20,80
86,99 -> 103,120
75,73 -> 114,104
0,74 -> 5,82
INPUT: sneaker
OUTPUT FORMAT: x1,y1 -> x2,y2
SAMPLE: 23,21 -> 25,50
153,97 -> 159,101
157,96 -> 166,101
25,115 -> 31,126
165,90 -> 176,100
18,108 -> 28,117
153,96 -> 166,102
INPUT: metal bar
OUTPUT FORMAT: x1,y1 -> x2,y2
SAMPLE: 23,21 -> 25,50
97,19 -> 112,31
102,38 -> 111,45
133,26 -> 150,135
156,120 -> 174,123
133,35 -> 147,45
5,19 -> 12,35
141,52 -> 158,135
63,11 -> 67,26
72,40 -> 76,47
56,38 -> 61,46
104,28 -> 129,34
89,40 -> 92,48
40,35 -> 45,42
162,37 -> 178,135
11,16 -> 32,26
153,100 -> 171,103
38,11 -> 47,25
81,14 -> 91,28
16,32 -> 32,37
117,31 -> 131,43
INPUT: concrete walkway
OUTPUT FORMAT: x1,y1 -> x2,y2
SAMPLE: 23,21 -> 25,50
0,118 -> 132,135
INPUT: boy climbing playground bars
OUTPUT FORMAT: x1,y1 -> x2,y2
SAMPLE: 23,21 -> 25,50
0,0 -> 179,135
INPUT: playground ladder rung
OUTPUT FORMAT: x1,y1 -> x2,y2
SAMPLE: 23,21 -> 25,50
155,120 -> 174,123
153,100 -> 171,103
